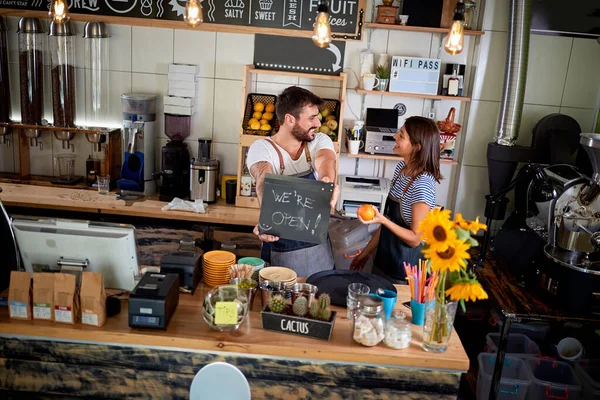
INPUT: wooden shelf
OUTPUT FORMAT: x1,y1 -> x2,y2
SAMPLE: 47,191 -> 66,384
0,122 -> 119,135
354,88 -> 471,102
346,151 -> 457,165
249,68 -> 346,82
366,23 -> 485,35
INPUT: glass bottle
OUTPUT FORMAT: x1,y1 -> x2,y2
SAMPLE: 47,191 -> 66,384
352,295 -> 385,347
448,70 -> 460,97
463,0 -> 477,30
0,16 -> 11,139
17,17 -> 45,145
49,21 -> 76,130
384,310 -> 412,349
83,22 -> 110,128
241,163 -> 252,197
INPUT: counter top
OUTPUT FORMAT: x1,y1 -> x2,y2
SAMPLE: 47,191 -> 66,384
0,283 -> 469,372
0,183 -> 259,227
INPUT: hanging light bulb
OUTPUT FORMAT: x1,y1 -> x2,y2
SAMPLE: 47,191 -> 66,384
444,2 -> 465,56
184,0 -> 203,27
312,1 -> 331,48
49,0 -> 70,24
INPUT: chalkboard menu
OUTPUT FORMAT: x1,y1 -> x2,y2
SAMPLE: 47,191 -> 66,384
532,0 -> 599,38
0,0 -> 365,37
258,174 -> 333,245
254,34 -> 346,75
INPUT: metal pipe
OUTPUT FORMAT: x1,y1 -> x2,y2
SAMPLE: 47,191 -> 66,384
494,0 -> 532,146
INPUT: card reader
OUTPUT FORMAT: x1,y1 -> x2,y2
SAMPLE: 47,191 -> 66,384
128,272 -> 180,329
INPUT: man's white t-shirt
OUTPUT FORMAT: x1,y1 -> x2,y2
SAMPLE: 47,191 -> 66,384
246,133 -> 335,179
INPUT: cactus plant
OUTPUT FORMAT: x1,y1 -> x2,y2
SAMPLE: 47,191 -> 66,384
320,308 -> 332,322
309,300 -> 321,319
269,294 -> 286,314
308,293 -> 334,321
318,294 -> 331,310
292,296 -> 308,317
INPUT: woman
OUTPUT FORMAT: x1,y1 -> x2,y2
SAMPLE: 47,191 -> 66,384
350,116 -> 441,283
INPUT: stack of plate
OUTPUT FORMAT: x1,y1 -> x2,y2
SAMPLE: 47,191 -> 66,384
238,257 -> 265,281
259,266 -> 297,290
203,251 -> 236,286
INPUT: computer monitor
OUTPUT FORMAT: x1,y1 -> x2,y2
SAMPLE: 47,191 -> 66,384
11,217 -> 140,291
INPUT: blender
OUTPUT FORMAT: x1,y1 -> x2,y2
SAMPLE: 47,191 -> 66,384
155,114 -> 191,201
190,139 -> 219,203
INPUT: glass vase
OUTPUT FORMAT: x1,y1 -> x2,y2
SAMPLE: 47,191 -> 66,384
423,300 -> 458,353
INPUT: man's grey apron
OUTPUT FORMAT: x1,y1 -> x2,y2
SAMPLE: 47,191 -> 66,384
373,177 -> 423,282
260,139 -> 334,278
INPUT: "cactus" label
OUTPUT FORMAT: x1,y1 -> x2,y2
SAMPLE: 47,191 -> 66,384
280,318 -> 309,334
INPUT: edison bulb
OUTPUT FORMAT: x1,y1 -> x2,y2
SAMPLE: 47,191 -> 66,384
444,20 -> 465,55
184,0 -> 203,27
49,0 -> 70,23
312,11 -> 331,48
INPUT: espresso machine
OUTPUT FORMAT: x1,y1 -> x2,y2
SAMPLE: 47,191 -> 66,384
190,139 -> 219,203
155,114 -> 191,201
117,94 -> 156,198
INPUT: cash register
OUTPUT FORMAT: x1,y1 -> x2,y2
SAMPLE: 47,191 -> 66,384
337,175 -> 389,217
129,272 -> 180,329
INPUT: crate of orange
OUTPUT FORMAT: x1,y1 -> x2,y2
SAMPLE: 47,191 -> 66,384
242,93 -> 279,136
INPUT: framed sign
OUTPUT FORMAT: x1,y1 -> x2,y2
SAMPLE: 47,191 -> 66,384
258,174 -> 333,245
389,56 -> 442,96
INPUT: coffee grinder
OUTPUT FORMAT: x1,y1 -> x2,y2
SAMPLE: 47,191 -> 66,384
191,139 -> 219,203
117,94 -> 157,198
155,114 -> 191,201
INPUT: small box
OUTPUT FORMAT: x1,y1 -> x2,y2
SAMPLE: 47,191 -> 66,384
163,96 -> 195,107
129,272 -> 180,329
164,104 -> 196,116
168,72 -> 198,82
160,251 -> 201,294
169,63 -> 200,75
168,87 -> 197,98
168,80 -> 201,90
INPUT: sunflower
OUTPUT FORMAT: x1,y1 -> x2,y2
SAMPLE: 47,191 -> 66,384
446,282 -> 488,302
422,238 -> 470,273
454,213 -> 471,230
467,217 -> 487,234
419,208 -> 456,251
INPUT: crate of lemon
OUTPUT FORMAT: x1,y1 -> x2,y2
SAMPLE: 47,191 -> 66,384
243,94 -> 278,136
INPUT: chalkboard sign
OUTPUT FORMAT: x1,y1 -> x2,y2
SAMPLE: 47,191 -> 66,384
531,0 -> 599,39
0,0 -> 365,37
258,174 -> 333,245
254,34 -> 346,75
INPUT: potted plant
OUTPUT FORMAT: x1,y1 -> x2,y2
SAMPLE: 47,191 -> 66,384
376,65 -> 390,91
419,209 -> 488,353
261,293 -> 337,340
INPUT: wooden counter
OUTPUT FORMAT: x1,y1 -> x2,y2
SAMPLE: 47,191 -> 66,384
0,183 -> 259,227
0,284 -> 469,399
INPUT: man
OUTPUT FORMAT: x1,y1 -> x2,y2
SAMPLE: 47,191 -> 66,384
246,86 -> 338,277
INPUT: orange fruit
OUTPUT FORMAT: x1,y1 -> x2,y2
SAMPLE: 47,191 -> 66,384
252,111 -> 263,120
357,204 -> 375,221
262,112 -> 274,121
265,104 -> 275,113
254,102 -> 265,112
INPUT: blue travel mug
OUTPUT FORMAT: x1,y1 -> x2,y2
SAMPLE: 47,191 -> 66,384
375,289 -> 397,320
411,300 -> 426,326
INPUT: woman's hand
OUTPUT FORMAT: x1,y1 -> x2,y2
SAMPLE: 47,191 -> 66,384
349,252 -> 369,271
253,224 -> 279,242
357,206 -> 388,226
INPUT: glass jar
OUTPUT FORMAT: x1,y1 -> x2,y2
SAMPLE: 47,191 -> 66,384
49,21 -> 76,129
83,22 -> 110,127
352,295 -> 385,347
384,310 -> 412,349
17,17 -> 44,127
0,17 -> 10,128
463,0 -> 477,30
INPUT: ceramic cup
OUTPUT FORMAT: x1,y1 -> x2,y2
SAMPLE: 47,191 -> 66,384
411,300 -> 426,326
362,74 -> 380,91
398,15 -> 409,25
557,337 -> 584,361
348,140 -> 364,155
374,289 -> 397,320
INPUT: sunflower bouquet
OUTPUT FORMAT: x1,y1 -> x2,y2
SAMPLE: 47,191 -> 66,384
418,208 -> 488,351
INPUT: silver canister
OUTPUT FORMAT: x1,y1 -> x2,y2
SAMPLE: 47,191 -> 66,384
290,283 -> 318,304
190,158 -> 219,203
259,280 -> 286,310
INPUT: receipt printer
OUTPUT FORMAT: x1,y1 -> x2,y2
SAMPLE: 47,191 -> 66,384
129,272 -> 179,329
337,175 -> 389,218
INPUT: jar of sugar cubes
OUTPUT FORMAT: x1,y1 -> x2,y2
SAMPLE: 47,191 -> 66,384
352,295 -> 385,347
384,310 -> 412,349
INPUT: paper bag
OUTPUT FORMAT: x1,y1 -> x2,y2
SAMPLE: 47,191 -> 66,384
80,272 -> 107,327
8,271 -> 32,320
33,272 -> 55,321
53,273 -> 79,324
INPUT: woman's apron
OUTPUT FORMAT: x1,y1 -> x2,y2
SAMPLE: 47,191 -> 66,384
260,139 -> 334,278
373,179 -> 423,282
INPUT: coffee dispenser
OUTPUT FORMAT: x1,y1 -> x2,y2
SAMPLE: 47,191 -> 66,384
117,94 -> 156,198
190,139 -> 219,203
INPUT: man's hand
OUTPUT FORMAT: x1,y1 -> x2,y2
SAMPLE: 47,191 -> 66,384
253,224 -> 279,243
321,176 -> 339,210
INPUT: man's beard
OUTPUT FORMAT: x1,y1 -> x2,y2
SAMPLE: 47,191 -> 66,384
291,123 -> 319,142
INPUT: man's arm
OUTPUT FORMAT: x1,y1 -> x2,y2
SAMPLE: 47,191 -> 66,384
250,161 -> 274,206
314,148 -> 338,209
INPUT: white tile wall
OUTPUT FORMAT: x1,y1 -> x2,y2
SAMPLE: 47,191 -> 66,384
482,0 -> 509,32
516,104 -> 560,147
471,31 -> 508,102
462,100 -> 500,167
215,33 -> 254,80
107,25 -> 132,72
455,165 -> 489,221
562,38 -> 600,109
213,79 -> 243,144
559,107 -> 597,133
132,27 -> 173,74
173,30 -> 216,78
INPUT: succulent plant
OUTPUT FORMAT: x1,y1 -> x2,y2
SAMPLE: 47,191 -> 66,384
309,300 -> 321,319
376,65 -> 390,79
269,294 -> 286,314
292,296 -> 308,317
